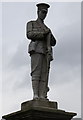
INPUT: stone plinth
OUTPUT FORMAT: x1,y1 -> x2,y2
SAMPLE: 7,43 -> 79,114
2,99 -> 77,120
21,99 -> 58,110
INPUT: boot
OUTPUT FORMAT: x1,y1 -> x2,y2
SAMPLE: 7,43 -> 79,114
44,86 -> 50,99
39,81 -> 47,100
32,80 -> 39,99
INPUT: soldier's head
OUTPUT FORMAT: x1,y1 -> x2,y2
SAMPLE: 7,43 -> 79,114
36,3 -> 50,21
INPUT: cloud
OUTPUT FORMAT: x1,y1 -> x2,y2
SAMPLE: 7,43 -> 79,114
54,21 -> 81,66
48,78 -> 81,117
8,40 -> 29,69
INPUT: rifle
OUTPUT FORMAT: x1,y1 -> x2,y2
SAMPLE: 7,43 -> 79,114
45,32 -> 53,98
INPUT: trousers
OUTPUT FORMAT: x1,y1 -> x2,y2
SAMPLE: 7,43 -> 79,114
31,53 -> 48,82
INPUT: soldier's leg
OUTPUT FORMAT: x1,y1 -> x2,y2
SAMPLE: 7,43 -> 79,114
32,80 -> 39,99
39,54 -> 49,99
39,81 -> 46,99
31,53 -> 42,99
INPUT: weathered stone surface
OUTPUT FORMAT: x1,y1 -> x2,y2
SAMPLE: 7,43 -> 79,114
2,100 -> 77,120
2,107 -> 76,120
27,3 -> 56,100
21,99 -> 58,110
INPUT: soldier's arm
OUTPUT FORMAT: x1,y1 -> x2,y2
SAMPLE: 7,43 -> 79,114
26,21 -> 45,41
45,26 -> 56,46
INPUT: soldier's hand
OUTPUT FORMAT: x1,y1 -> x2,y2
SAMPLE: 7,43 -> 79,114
44,29 -> 51,35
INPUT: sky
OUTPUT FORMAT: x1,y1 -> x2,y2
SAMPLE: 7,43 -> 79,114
1,1 -> 81,119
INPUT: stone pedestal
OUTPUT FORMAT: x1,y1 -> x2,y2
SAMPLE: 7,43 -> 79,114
2,99 -> 77,120
21,99 -> 58,110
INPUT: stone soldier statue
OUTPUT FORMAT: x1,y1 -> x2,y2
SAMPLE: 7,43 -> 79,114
26,3 -> 56,100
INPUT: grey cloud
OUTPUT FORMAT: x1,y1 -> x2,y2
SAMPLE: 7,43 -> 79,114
2,65 -> 31,93
8,40 -> 30,70
12,69 -> 31,91
54,24 -> 81,67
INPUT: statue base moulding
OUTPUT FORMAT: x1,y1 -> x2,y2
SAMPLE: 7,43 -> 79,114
2,99 -> 77,120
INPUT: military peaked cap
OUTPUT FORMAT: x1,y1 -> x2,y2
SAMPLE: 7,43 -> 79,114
36,3 -> 50,12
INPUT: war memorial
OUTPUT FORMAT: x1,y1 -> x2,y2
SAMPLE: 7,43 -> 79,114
2,3 -> 77,120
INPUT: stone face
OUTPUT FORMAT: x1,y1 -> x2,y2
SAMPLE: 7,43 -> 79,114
2,100 -> 77,120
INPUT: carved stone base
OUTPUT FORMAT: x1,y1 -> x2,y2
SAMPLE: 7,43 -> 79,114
21,99 -> 58,110
2,99 -> 77,120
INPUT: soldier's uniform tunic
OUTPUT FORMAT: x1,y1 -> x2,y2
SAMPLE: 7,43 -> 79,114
27,18 -> 56,82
